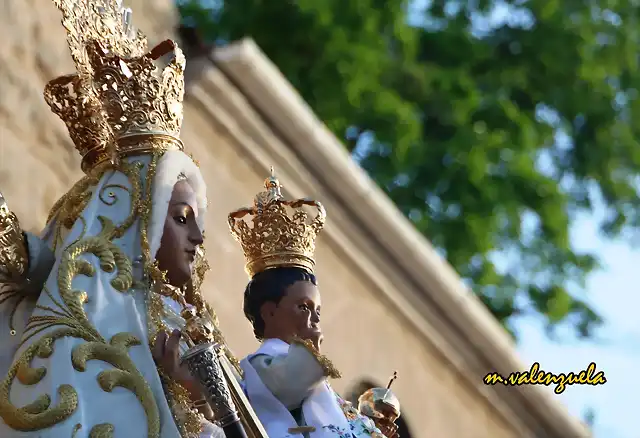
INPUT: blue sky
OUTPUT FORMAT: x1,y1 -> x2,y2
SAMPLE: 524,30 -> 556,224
515,212 -> 638,438
403,2 -> 636,435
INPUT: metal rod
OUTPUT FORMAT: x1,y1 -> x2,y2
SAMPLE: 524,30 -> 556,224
387,371 -> 398,389
181,342 -> 247,438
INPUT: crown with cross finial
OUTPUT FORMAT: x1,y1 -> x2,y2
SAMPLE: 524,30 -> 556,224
228,167 -> 326,278
43,0 -> 186,173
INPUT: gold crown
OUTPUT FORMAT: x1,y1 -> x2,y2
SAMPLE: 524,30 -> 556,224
228,168 -> 326,278
44,0 -> 185,173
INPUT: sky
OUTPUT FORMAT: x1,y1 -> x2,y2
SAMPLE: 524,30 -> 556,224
514,211 -> 638,438
472,4 -> 637,437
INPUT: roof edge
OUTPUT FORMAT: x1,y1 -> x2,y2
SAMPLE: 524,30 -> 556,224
204,38 -> 589,437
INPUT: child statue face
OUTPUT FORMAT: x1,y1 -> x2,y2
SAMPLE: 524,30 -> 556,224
156,180 -> 204,287
261,280 -> 323,347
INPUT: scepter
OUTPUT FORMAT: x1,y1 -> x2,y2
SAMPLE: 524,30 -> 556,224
180,305 -> 268,438
181,342 -> 248,438
179,305 -> 248,438
387,371 -> 398,389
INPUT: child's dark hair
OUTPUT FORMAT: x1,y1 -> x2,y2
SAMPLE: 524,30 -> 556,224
243,267 -> 317,340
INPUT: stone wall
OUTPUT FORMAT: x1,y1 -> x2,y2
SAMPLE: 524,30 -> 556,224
181,78 -> 519,438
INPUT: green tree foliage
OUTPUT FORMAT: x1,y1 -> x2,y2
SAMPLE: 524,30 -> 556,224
583,407 -> 596,429
179,0 -> 640,337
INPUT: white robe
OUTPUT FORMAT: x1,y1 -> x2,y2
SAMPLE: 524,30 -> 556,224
0,152 -> 223,438
241,338 -> 383,438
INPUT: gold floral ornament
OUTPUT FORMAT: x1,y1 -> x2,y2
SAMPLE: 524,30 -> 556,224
182,246 -> 217,347
183,246 -> 243,373
228,167 -> 327,278
181,307 -> 217,346
0,218 -> 159,437
0,192 -> 28,286
0,192 -> 31,337
44,0 -> 186,174
189,246 -> 211,305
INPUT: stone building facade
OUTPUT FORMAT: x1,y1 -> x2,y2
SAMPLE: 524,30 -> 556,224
0,1 -> 589,437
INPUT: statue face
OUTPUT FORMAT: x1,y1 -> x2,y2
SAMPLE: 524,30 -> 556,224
156,180 -> 203,287
262,280 -> 322,342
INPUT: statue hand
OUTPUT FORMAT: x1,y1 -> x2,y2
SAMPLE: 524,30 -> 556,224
153,329 -> 203,399
153,329 -> 217,421
376,420 -> 399,438
358,387 -> 401,438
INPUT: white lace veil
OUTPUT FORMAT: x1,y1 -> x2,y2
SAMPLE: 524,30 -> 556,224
0,150 -> 207,438
148,150 -> 207,260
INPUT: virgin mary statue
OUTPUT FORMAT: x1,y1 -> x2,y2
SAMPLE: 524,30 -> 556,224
0,0 -> 227,437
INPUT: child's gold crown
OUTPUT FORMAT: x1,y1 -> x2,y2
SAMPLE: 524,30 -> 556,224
228,168 -> 326,278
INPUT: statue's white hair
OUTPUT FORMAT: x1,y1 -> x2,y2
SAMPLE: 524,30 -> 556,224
148,150 -> 207,259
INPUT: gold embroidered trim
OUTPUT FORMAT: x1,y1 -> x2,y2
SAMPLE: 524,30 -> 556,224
70,423 -> 126,438
0,216 -> 159,436
186,252 -> 243,377
0,161 -> 161,437
290,336 -> 341,379
88,423 -> 115,438
47,162 -> 112,251
159,369 -> 204,437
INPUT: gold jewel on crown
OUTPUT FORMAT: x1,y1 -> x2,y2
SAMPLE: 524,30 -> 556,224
228,168 -> 326,278
43,0 -> 186,173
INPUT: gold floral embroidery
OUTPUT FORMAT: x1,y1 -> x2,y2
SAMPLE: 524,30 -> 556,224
88,423 -> 115,438
47,161 -> 111,251
0,211 -> 160,436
